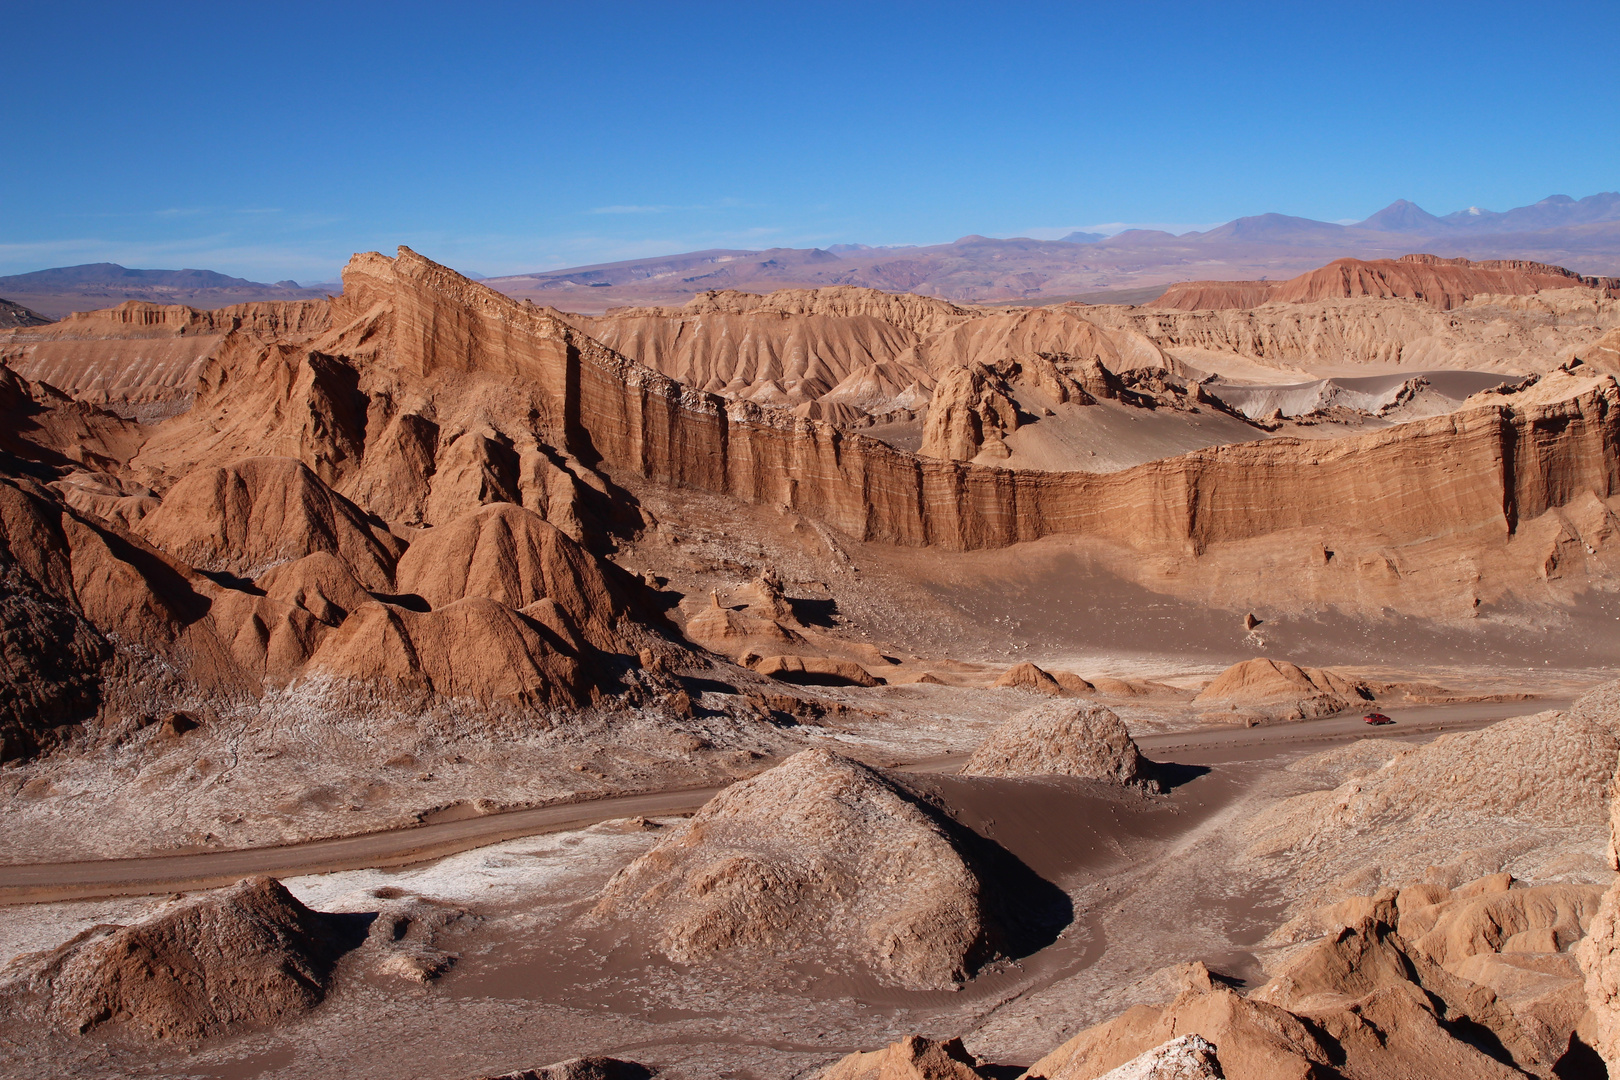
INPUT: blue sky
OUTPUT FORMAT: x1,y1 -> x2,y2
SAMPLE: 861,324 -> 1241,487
4,1 -> 1616,282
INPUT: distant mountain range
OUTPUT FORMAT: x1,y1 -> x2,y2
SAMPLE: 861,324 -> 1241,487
484,191 -> 1620,312
4,193 -> 1619,318
0,264 -> 334,319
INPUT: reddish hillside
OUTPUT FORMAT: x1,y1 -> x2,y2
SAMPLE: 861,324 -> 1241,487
1156,254 -> 1620,311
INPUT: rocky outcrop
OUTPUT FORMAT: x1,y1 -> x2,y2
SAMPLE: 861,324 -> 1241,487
136,457 -> 404,588
0,468 -> 246,760
1158,254 -> 1620,312
571,286 -> 969,409
990,663 -> 1092,695
0,362 -> 147,476
1087,289 -> 1620,374
591,748 -> 1067,990
919,363 -> 1024,461
1579,326 -> 1620,375
121,251 -> 1620,626
1193,659 -> 1369,719
0,297 -> 50,328
992,662 -> 1065,695
392,502 -> 631,651
306,597 -> 590,707
0,299 -> 328,421
962,702 -> 1157,788
751,654 -> 881,687
1092,1036 -> 1221,1080
1022,938 -> 1549,1080
1250,684 -> 1620,901
0,877 -> 346,1040
1023,963 -> 1335,1080
256,552 -> 374,627
816,1035 -> 988,1080
1578,725 -> 1620,1072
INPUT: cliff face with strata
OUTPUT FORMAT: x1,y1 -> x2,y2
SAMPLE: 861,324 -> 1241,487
164,249 -> 1616,616
5,245 -> 1618,763
1083,291 -> 1620,373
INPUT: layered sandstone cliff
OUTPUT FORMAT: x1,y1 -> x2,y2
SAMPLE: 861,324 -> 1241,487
134,249 -> 1617,621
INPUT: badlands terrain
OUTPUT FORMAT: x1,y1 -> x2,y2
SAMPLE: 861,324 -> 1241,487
0,245 -> 1618,1079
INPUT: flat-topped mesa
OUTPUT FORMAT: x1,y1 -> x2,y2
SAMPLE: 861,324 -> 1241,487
1158,254 -> 1620,312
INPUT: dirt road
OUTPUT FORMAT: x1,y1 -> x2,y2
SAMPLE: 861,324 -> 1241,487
0,697 -> 1551,904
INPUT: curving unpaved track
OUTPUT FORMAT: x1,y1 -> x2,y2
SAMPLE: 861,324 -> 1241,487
0,698 -> 1543,905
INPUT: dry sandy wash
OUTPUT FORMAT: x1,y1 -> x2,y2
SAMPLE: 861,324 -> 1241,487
0,246 -> 1617,1079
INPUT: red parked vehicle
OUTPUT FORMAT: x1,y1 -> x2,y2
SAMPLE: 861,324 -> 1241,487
1363,713 -> 1395,726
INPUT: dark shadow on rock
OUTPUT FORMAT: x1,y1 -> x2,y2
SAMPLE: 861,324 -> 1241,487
371,591 -> 432,612
766,669 -> 879,688
201,569 -> 264,594
323,909 -> 379,954
1438,1013 -> 1524,1072
977,1066 -> 1028,1080
1553,1032 -> 1607,1079
787,595 -> 839,627
1150,761 -> 1212,792
902,788 -> 1074,974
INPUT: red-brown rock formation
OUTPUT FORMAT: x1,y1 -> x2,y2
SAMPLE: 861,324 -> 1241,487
2,876 -> 344,1040
591,748 -> 1066,990
816,1035 -> 989,1080
1158,254 -> 1620,312
962,702 -> 1155,787
0,300 -> 328,422
392,502 -> 630,651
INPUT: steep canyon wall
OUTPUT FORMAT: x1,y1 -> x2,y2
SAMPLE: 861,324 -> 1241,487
363,250 -> 1620,570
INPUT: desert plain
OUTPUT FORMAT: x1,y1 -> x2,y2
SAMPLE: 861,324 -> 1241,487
0,245 -> 1619,1080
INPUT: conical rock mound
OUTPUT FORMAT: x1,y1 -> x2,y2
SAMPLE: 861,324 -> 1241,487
1,876 -> 344,1040
137,456 -> 403,588
1193,658 -> 1366,718
393,501 -> 628,651
308,596 -> 589,707
963,702 -> 1157,788
592,748 -> 1068,990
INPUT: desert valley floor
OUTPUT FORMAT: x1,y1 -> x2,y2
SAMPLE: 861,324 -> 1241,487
1,250 -> 1620,1079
